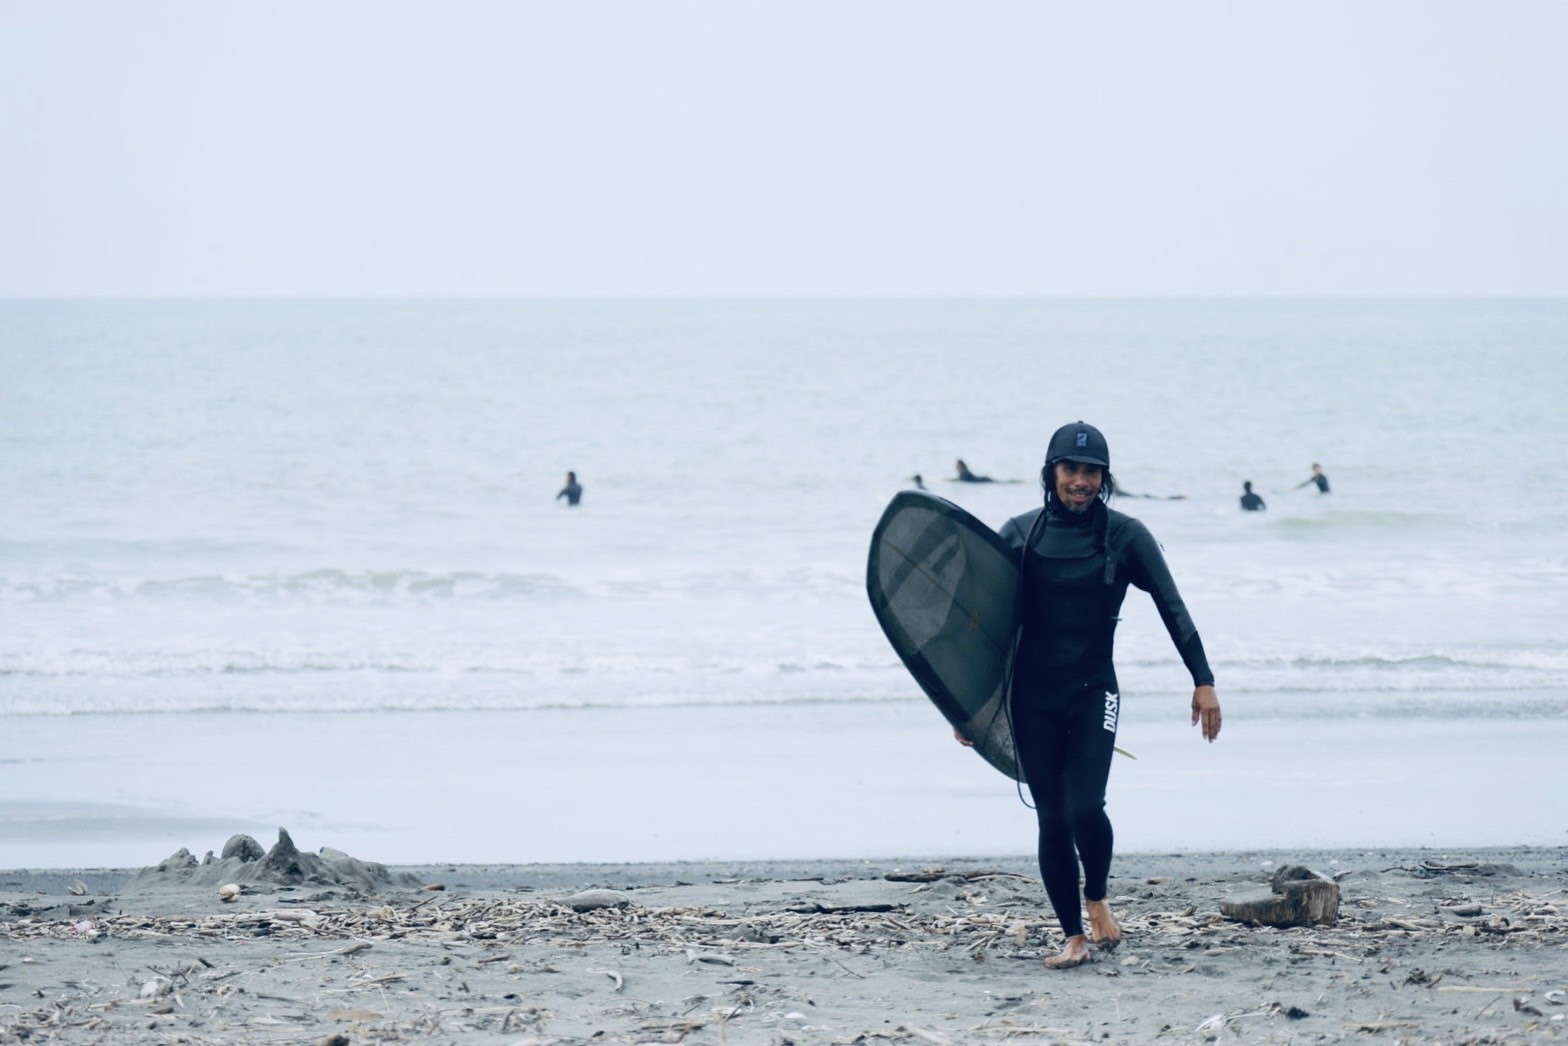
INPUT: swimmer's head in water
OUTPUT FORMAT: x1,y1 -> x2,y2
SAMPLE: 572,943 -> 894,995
1041,421 -> 1114,506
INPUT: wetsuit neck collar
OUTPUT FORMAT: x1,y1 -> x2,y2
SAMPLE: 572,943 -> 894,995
1046,497 -> 1097,525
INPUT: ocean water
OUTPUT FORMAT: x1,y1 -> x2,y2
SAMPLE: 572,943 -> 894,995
4,298 -> 1567,722
5,298 -> 1568,866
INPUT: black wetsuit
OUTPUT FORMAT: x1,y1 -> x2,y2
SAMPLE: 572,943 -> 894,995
998,499 -> 1213,939
1298,474 -> 1329,494
1240,491 -> 1266,511
556,481 -> 583,506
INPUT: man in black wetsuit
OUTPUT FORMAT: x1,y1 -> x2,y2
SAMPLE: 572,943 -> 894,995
1240,481 -> 1266,511
556,471 -> 583,506
954,459 -> 994,482
1296,463 -> 1330,494
974,421 -> 1221,970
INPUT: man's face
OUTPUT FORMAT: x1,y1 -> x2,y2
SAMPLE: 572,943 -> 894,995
1053,461 -> 1103,513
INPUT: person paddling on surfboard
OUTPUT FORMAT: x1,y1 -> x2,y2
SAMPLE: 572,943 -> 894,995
965,420 -> 1222,970
954,459 -> 994,482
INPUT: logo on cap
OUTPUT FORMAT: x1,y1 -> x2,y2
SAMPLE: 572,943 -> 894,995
1075,432 -> 1088,449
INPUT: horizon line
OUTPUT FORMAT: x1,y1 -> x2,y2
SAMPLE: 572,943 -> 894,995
3,292 -> 1565,304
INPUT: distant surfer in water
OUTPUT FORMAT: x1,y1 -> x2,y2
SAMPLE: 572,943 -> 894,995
556,471 -> 583,506
954,459 -> 994,483
961,420 -> 1221,970
1114,487 -> 1187,500
1295,463 -> 1330,494
1239,481 -> 1266,511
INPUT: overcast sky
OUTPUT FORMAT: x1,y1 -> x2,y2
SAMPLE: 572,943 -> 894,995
3,1 -> 1564,298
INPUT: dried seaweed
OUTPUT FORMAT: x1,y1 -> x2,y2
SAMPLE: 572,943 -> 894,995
3,880 -> 1564,1043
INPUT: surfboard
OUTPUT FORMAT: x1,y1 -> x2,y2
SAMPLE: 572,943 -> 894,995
866,490 -> 1023,780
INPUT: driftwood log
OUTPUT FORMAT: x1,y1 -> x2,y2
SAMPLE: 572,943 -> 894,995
1219,864 -> 1341,927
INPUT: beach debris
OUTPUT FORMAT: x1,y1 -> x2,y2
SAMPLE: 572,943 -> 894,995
1220,864 -> 1340,928
790,901 -> 902,914
1203,1003 -> 1306,1032
1437,984 -> 1542,994
1266,864 -> 1319,892
1409,859 -> 1522,879
218,883 -> 242,903
139,976 -> 173,1000
588,967 -> 625,991
885,869 -> 949,883
3,870 -> 1568,1045
685,947 -> 738,966
66,879 -> 88,896
559,888 -> 630,912
0,875 -> 1513,962
884,868 -> 1030,884
1347,1019 -> 1419,1033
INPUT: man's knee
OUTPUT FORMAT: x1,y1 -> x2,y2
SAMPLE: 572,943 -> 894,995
1034,803 -> 1071,833
1066,799 -> 1108,833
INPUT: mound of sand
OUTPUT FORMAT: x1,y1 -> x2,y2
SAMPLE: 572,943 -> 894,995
122,828 -> 426,897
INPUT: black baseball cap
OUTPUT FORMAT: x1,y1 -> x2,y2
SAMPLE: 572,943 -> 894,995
1045,421 -> 1110,468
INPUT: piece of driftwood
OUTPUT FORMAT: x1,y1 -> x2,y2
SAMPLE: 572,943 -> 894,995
558,889 -> 630,912
1220,865 -> 1340,927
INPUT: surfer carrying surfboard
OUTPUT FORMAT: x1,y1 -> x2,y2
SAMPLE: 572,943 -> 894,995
984,421 -> 1222,970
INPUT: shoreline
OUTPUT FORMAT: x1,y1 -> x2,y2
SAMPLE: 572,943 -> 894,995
4,843 -> 1566,896
5,702 -> 1567,871
5,844 -> 1566,1043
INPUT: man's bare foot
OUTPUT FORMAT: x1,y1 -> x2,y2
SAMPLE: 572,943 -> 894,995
1044,934 -> 1092,969
1086,899 -> 1121,950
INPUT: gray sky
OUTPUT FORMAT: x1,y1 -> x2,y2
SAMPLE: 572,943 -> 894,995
3,1 -> 1564,298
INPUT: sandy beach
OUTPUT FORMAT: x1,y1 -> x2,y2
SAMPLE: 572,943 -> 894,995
4,700 -> 1566,1044
4,836 -> 1565,1044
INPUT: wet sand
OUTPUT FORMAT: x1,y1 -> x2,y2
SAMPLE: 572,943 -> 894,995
3,840 -> 1565,1044
6,703 -> 1568,872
